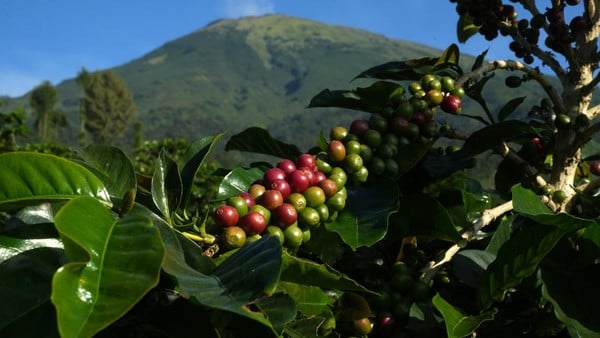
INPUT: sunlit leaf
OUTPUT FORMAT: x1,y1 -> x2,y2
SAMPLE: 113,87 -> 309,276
277,282 -> 331,316
433,294 -> 496,338
256,293 -> 297,335
478,185 -> 594,309
178,134 -> 223,209
217,167 -> 265,200
79,144 -> 137,198
152,149 -> 182,222
435,44 -> 460,67
52,196 -> 165,338
457,15 -> 480,43
280,252 -> 370,292
0,152 -> 110,212
0,236 -> 63,264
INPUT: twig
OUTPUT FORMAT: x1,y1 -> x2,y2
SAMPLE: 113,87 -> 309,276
421,201 -> 513,283
457,60 -> 565,116
496,142 -> 548,188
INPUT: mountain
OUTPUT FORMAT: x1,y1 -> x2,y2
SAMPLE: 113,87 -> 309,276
3,14 -> 550,166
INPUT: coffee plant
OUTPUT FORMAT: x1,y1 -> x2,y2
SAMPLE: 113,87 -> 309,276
1,1 -> 600,337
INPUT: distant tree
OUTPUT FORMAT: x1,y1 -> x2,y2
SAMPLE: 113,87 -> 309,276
0,103 -> 29,152
76,69 -> 136,144
29,81 -> 64,142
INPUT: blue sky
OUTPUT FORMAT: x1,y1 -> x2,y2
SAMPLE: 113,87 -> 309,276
0,0 -> 519,97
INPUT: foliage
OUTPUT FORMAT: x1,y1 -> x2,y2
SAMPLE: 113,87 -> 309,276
0,105 -> 29,152
76,69 -> 136,144
2,2 -> 600,338
29,81 -> 65,142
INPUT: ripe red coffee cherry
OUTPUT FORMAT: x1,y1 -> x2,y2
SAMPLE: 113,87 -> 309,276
276,159 -> 297,175
239,211 -> 267,235
273,203 -> 298,228
239,192 -> 256,208
296,154 -> 316,171
590,161 -> 600,175
263,167 -> 286,186
440,95 -> 462,114
287,170 -> 310,193
269,179 -> 291,200
377,313 -> 396,337
298,167 -> 316,186
260,189 -> 284,210
214,205 -> 239,227
313,171 -> 327,185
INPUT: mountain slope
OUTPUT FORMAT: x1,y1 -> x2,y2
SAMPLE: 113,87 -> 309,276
4,15 -> 550,165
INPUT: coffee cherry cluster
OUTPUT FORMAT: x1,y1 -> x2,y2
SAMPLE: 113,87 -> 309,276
214,153 -> 349,250
214,74 -> 463,250
452,0 -> 518,40
333,74 -> 463,178
368,260 -> 432,337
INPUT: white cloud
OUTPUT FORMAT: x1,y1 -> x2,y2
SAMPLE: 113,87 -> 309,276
0,71 -> 43,98
221,0 -> 275,18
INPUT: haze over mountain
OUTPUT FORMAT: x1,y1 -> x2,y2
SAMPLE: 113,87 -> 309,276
3,14 -> 547,165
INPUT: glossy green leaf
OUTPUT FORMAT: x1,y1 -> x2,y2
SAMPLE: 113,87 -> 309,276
178,134 -> 223,209
433,294 -> 496,338
52,196 -> 165,338
485,214 -> 515,255
80,144 -> 137,198
214,235 -> 282,301
512,184 -> 596,230
389,194 -> 462,243
435,44 -> 460,67
217,167 -> 265,200
225,127 -> 302,159
0,235 -> 63,264
307,81 -> 400,113
152,149 -> 182,222
280,251 -> 370,292
277,281 -> 331,316
477,186 -> 592,309
158,223 -> 281,329
457,15 -> 479,43
256,293 -> 297,335
0,152 -> 110,212
453,250 -> 496,288
0,247 -> 65,331
497,96 -> 526,122
325,178 -> 399,249
284,316 -> 328,338
352,58 -> 438,81
541,266 -> 600,335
